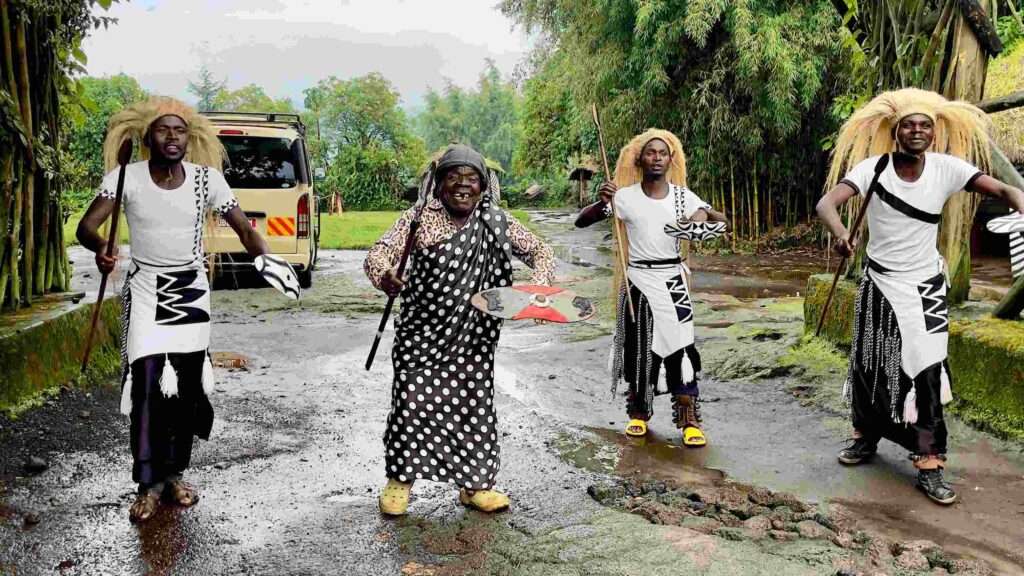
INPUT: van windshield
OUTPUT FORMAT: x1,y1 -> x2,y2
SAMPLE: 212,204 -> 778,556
219,136 -> 297,189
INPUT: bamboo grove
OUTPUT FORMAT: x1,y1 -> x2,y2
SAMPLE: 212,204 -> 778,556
0,0 -> 111,310
503,0 -> 1023,269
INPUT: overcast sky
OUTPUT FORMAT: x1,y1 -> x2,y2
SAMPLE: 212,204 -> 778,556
79,0 -> 531,110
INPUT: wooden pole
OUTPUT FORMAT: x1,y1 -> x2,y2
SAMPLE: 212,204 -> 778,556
816,154 -> 890,337
81,140 -> 132,373
591,103 -> 634,320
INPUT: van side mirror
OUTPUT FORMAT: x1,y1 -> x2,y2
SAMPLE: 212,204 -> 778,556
314,167 -> 326,182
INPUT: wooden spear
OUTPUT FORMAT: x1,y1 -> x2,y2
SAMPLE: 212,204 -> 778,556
365,162 -> 437,371
591,104 -> 635,320
81,139 -> 132,373
815,153 -> 890,337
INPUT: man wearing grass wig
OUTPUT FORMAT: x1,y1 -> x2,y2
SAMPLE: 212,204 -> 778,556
817,88 -> 1024,505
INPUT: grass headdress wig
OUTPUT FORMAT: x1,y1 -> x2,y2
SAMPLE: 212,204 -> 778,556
102,96 -> 225,172
826,88 -> 991,190
614,129 -> 687,188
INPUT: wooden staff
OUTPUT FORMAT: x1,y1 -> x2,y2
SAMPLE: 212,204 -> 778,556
815,153 -> 890,337
365,162 -> 437,371
591,103 -> 635,320
81,139 -> 132,373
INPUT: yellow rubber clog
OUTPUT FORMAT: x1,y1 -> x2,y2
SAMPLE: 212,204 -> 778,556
625,419 -> 648,437
379,479 -> 412,516
459,489 -> 510,513
683,426 -> 707,447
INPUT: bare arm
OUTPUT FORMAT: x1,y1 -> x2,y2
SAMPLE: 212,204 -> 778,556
815,182 -> 860,257
967,174 -> 1024,214
222,206 -> 270,257
76,196 -> 118,274
574,182 -> 617,228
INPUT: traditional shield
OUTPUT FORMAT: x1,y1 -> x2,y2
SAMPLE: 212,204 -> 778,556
254,254 -> 300,300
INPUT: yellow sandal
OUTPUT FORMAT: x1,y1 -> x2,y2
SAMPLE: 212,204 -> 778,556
625,419 -> 648,437
379,479 -> 412,516
683,426 -> 707,447
459,489 -> 510,513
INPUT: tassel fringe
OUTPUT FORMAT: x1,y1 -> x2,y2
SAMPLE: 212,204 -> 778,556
682,351 -> 695,385
160,355 -> 179,397
940,364 -> 953,405
202,351 -> 216,395
119,368 -> 133,416
903,385 -> 919,425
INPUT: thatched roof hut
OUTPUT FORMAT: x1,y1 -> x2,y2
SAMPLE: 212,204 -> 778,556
985,42 -> 1024,167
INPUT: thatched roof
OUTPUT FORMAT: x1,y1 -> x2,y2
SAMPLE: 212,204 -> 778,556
985,42 -> 1024,164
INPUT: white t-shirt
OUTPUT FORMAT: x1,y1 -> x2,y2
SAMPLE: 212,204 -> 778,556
842,153 -> 981,272
613,183 -> 711,262
96,161 -> 238,266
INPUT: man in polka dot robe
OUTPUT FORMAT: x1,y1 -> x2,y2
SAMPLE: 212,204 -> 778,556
364,144 -> 556,515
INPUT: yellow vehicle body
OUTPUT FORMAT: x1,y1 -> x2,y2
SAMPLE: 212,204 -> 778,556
202,112 -> 319,287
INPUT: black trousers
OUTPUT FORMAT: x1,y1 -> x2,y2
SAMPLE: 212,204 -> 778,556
129,351 -> 214,487
849,275 -> 948,456
622,283 -> 701,421
851,361 -> 948,456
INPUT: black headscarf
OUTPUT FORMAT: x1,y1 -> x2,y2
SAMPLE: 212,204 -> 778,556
434,144 -> 489,192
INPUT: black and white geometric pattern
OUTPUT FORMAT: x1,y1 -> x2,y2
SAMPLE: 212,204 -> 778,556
663,221 -> 727,241
665,274 -> 693,323
1011,231 -> 1024,279
917,273 -> 948,334
155,269 -> 210,326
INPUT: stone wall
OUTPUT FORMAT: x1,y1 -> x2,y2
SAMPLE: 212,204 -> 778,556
0,298 -> 121,415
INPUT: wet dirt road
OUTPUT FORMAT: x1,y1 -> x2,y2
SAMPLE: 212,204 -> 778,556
2,211 -> 1023,575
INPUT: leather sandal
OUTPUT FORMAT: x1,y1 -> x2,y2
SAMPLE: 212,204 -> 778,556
129,491 -> 160,523
165,480 -> 199,507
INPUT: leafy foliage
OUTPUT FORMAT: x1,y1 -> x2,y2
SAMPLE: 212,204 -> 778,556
304,74 -> 425,210
62,74 -> 147,209
210,84 -> 295,113
501,0 -> 849,228
188,65 -> 227,113
414,60 -> 520,173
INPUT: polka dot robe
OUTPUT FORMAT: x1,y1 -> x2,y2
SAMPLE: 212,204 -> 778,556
384,197 -> 513,490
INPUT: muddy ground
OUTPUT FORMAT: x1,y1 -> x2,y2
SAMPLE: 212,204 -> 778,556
1,211 -> 1023,575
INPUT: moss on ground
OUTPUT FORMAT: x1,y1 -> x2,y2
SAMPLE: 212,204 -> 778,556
0,297 -> 122,416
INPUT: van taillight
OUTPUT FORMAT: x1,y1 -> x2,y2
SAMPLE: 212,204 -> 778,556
297,194 -> 310,239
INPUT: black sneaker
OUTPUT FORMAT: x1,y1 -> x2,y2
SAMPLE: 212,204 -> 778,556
917,469 -> 957,505
837,438 -> 877,465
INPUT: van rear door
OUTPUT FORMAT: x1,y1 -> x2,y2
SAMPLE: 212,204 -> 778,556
214,135 -> 301,254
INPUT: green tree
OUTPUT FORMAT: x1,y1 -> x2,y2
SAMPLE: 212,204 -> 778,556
188,65 -> 226,112
63,74 -> 147,206
303,73 -> 426,209
503,0 -> 848,233
210,83 -> 295,113
415,60 -> 521,173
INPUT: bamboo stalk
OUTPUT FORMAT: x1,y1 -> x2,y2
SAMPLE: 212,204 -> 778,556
14,17 -> 32,306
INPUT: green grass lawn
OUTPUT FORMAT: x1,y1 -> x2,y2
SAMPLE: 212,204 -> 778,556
318,209 -> 533,250
63,208 -> 534,250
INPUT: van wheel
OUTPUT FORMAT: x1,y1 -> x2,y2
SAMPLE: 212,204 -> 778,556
298,268 -> 313,289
